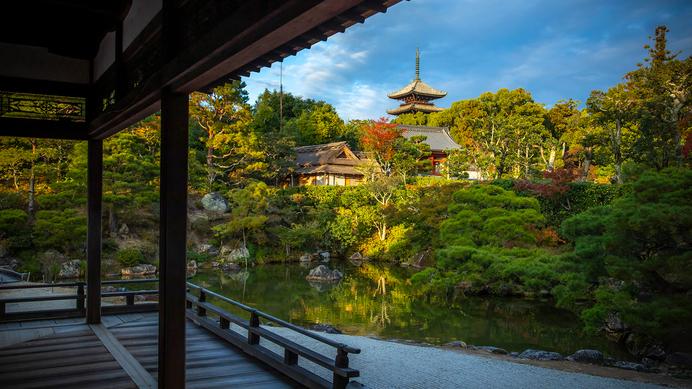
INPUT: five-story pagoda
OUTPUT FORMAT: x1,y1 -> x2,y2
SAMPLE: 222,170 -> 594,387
387,48 -> 447,116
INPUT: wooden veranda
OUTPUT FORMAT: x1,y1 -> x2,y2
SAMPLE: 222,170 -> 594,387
0,1 -> 402,388
0,281 -> 364,389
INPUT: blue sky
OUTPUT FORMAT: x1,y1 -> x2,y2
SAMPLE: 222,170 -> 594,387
242,0 -> 692,121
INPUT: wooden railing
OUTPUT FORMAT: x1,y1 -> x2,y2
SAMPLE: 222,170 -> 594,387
186,282 -> 361,389
0,279 -> 159,321
0,268 -> 27,283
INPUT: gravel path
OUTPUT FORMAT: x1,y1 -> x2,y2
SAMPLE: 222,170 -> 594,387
0,281 -> 113,312
253,326 -> 667,389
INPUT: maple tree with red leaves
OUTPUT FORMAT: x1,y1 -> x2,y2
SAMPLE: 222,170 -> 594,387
514,167 -> 580,210
359,117 -> 405,175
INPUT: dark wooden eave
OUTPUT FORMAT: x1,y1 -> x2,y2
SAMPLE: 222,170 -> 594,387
88,0 -> 402,140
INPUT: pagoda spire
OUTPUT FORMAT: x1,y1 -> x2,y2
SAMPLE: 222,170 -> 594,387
386,47 -> 447,116
415,47 -> 420,80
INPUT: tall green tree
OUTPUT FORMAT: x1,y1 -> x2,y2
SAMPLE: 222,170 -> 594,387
626,26 -> 692,170
190,82 -> 254,191
587,84 -> 637,183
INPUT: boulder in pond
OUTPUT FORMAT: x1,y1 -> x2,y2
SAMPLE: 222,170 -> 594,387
227,246 -> 249,262
349,252 -> 363,261
58,259 -> 82,278
308,279 -> 341,292
199,244 -> 219,257
568,350 -> 604,363
306,265 -> 342,281
665,352 -> 692,369
442,340 -> 467,348
222,263 -> 242,271
411,250 -> 432,269
121,264 -> 157,276
201,192 -> 230,213
476,346 -> 508,355
625,333 -> 667,361
310,324 -> 342,334
299,253 -> 314,262
518,349 -> 564,361
614,361 -> 649,372
187,261 -> 197,270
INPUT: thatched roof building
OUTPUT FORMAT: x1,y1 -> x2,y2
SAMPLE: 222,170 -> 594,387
291,141 -> 367,186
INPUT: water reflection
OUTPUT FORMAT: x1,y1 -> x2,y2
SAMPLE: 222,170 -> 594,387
189,261 -> 634,361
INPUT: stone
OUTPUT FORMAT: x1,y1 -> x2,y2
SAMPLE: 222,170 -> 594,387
400,261 -> 411,267
496,284 -> 512,296
228,246 -> 250,262
625,333 -> 668,361
614,361 -> 649,372
362,256 -> 372,262
299,253 -> 314,262
57,260 -> 81,278
518,349 -> 564,361
641,358 -> 657,368
509,352 -> 519,357
121,264 -> 156,276
364,334 -> 381,340
265,321 -> 274,327
8,259 -> 18,270
305,265 -> 343,281
119,223 -> 130,236
442,340 -> 467,348
411,250 -> 431,269
199,244 -> 220,257
310,324 -> 342,334
201,192 -> 231,213
386,338 -> 422,344
665,352 -> 692,369
187,261 -> 197,270
568,349 -> 605,363
476,346 -> 508,355
317,252 -> 330,262
211,261 -> 220,268
222,263 -> 242,271
220,246 -> 232,256
349,252 -> 363,261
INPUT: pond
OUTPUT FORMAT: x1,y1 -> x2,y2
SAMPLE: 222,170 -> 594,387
182,260 -> 634,361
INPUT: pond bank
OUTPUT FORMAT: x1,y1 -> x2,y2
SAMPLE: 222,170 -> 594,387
258,326 -> 689,389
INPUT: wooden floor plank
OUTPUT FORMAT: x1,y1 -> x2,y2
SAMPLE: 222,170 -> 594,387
17,328 -> 55,344
90,323 -> 157,389
102,315 -> 125,328
0,351 -> 115,373
0,322 -> 21,329
0,330 -> 22,349
7,369 -> 136,389
19,319 -> 57,328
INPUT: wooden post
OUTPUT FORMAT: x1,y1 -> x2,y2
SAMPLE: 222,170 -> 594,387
86,140 -> 102,324
126,294 -> 135,306
158,86 -> 189,389
284,349 -> 298,366
248,310 -> 260,345
220,317 -> 230,330
197,290 -> 206,317
77,282 -> 85,311
333,348 -> 350,389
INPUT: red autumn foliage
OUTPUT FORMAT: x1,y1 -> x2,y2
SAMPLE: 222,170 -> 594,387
527,225 -> 565,247
359,117 -> 404,167
514,167 -> 579,200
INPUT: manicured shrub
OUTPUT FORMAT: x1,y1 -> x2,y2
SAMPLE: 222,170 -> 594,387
117,248 -> 143,267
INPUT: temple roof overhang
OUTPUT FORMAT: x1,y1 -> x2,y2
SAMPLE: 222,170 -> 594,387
387,78 -> 447,100
386,103 -> 445,115
398,124 -> 461,152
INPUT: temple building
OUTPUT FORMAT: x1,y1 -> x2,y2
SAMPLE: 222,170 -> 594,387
386,48 -> 447,116
290,141 -> 367,186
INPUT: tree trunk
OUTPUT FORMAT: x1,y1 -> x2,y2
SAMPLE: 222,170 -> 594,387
28,158 -> 35,220
580,147 -> 593,182
109,209 -> 119,236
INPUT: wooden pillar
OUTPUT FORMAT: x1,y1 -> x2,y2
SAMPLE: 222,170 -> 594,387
158,87 -> 188,389
86,140 -> 102,324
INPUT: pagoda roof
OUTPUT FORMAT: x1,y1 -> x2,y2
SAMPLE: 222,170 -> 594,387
387,78 -> 447,99
386,103 -> 445,115
398,125 -> 461,152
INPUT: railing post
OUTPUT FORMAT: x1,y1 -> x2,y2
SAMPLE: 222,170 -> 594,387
126,294 -> 135,306
220,317 -> 229,330
77,282 -> 85,310
333,348 -> 350,389
248,309 -> 260,345
197,290 -> 206,317
0,302 -> 5,315
284,349 -> 298,366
